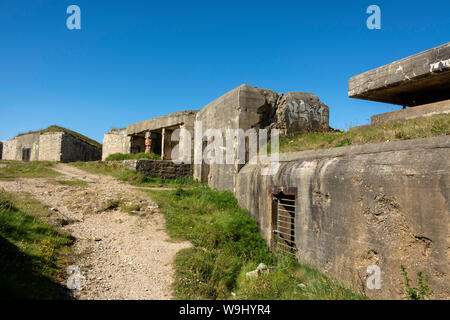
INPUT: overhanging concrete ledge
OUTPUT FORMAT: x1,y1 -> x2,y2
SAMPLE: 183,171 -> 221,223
126,110 -> 198,135
349,42 -> 450,106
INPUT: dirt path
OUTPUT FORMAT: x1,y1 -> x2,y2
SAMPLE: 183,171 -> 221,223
0,164 -> 191,300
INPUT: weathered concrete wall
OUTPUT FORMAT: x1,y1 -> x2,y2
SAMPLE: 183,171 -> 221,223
194,84 -> 329,192
38,132 -> 63,161
236,136 -> 449,299
122,159 -> 192,179
371,99 -> 450,125
349,42 -> 450,106
194,85 -> 246,190
102,129 -> 131,160
2,131 -> 101,162
1,139 -> 18,160
60,133 -> 102,162
1,133 -> 40,161
126,110 -> 198,136
268,92 -> 329,135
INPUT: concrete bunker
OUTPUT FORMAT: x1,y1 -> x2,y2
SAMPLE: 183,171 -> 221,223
22,147 -> 31,162
1,126 -> 102,162
103,110 -> 198,161
349,42 -> 450,127
236,136 -> 450,299
193,84 -> 330,191
102,84 -> 330,188
233,44 -> 450,299
349,42 -> 450,107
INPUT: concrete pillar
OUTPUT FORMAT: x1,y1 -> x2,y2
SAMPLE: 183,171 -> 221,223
161,128 -> 166,160
178,124 -> 193,164
145,131 -> 151,154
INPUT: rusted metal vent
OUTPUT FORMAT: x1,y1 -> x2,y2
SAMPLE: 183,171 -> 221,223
273,193 -> 297,255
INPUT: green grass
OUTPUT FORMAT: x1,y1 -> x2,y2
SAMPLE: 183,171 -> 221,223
105,152 -> 161,161
144,185 -> 365,300
1,192 -> 56,218
0,161 -> 60,180
0,191 -> 74,299
55,180 -> 87,187
71,161 -> 199,188
16,125 -> 101,149
276,114 -> 450,154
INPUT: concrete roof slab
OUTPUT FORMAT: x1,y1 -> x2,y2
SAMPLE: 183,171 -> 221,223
349,42 -> 450,106
126,110 -> 198,135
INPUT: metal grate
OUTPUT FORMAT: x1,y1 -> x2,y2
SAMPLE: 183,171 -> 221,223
274,194 -> 297,256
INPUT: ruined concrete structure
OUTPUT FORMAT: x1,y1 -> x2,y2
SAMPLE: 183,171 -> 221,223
102,129 -> 131,160
193,84 -> 329,191
349,42 -> 450,106
349,42 -> 450,126
237,136 -> 449,299
103,84 -> 329,175
102,111 -> 198,161
1,126 -> 101,162
104,43 -> 450,299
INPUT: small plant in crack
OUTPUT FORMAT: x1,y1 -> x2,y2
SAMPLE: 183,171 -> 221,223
400,265 -> 433,300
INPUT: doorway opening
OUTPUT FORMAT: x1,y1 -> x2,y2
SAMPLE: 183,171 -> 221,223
22,148 -> 31,162
271,188 -> 297,256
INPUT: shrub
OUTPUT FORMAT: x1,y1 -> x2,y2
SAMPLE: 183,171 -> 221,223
105,153 -> 133,161
105,152 -> 161,162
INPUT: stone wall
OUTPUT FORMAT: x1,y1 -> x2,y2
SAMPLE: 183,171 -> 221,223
0,142 -> 3,160
236,135 -> 449,299
102,129 -> 131,160
60,133 -> 102,162
122,159 -> 193,179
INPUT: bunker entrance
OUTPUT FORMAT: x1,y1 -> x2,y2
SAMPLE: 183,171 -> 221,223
271,189 -> 297,256
22,148 -> 31,162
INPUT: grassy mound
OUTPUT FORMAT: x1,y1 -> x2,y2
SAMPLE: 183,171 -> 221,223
277,114 -> 450,154
16,125 -> 101,149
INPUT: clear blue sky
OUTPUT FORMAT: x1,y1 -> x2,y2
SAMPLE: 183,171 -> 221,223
1,0 -> 449,143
